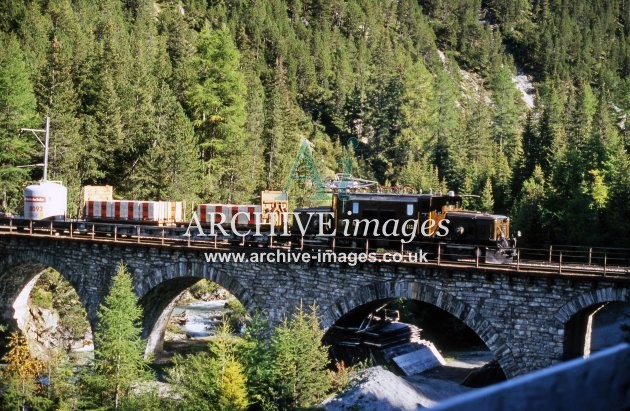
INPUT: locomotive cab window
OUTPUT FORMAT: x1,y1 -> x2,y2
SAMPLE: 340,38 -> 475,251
445,199 -> 461,211
352,202 -> 359,214
406,204 -> 414,216
419,198 -> 430,217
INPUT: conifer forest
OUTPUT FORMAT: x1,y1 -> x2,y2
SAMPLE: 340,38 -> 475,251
1,1 -> 630,410
0,0 -> 629,246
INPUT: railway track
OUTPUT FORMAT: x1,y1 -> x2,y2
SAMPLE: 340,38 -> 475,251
0,218 -> 628,280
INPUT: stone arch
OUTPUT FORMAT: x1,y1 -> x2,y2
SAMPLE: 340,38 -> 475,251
0,259 -> 95,360
321,280 -> 517,377
0,259 -> 93,332
554,287 -> 629,359
133,260 -> 260,355
0,239 -> 119,328
554,287 -> 629,325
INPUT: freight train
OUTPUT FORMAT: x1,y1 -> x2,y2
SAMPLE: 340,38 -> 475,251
9,180 -> 517,263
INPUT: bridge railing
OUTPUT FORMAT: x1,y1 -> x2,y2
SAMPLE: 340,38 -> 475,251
518,244 -> 630,269
0,218 -> 628,278
299,234 -> 630,275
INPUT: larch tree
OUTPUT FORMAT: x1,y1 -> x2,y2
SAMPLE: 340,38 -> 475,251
188,24 -> 251,203
237,312 -> 280,411
167,323 -> 248,411
0,331 -> 48,411
433,66 -> 462,190
489,65 -> 523,167
262,60 -> 302,192
399,58 -> 438,192
479,177 -> 495,212
37,36 -> 83,215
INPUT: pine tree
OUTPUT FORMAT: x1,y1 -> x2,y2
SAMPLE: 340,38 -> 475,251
168,352 -> 221,411
130,82 -> 203,204
400,59 -> 436,178
0,34 -> 37,213
237,312 -> 280,411
242,58 -> 267,193
479,178 -> 494,212
93,70 -> 126,181
37,36 -> 84,215
81,262 -> 151,409
489,65 -> 523,166
362,45 -> 406,183
263,60 -> 302,191
43,348 -> 79,410
271,302 -> 332,409
433,67 -> 462,190
212,323 -> 249,411
16,2 -> 52,76
512,165 -> 549,244
168,323 -> 248,411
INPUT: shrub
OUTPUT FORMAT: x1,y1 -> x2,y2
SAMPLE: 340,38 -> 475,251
30,287 -> 53,309
224,299 -> 248,332
189,279 -> 219,299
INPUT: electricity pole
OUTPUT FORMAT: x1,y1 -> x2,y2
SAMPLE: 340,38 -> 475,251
20,116 -> 51,181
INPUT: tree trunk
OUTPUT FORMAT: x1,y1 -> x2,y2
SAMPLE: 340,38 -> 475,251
114,353 -> 121,409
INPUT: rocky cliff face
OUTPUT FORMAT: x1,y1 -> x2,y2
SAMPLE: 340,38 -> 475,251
19,269 -> 93,361
23,302 -> 92,360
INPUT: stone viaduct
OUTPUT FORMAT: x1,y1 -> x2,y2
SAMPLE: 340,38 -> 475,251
0,234 -> 628,378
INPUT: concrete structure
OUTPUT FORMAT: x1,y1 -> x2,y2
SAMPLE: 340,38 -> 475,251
0,235 -> 628,377
432,343 -> 630,411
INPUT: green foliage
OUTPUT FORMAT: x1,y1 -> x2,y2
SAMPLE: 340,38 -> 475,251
479,178 -> 495,213
31,268 -> 91,340
224,299 -> 248,332
2,0 -> 630,407
512,165 -> 548,244
237,312 -> 279,411
30,287 -> 53,309
42,349 -> 80,410
130,83 -> 203,205
189,279 -> 220,299
168,323 -> 248,411
271,303 -> 331,409
81,262 -> 152,410
118,390 -> 163,411
0,331 -> 49,411
238,303 -> 332,410
0,0 -> 626,246
168,351 -> 223,409
0,33 -> 37,213
188,24 -> 251,203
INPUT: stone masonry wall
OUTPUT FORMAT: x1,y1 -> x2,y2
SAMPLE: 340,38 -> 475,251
0,235 -> 628,377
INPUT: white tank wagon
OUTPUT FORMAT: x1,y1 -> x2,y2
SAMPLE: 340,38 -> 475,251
23,181 -> 68,221
85,200 -> 184,226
